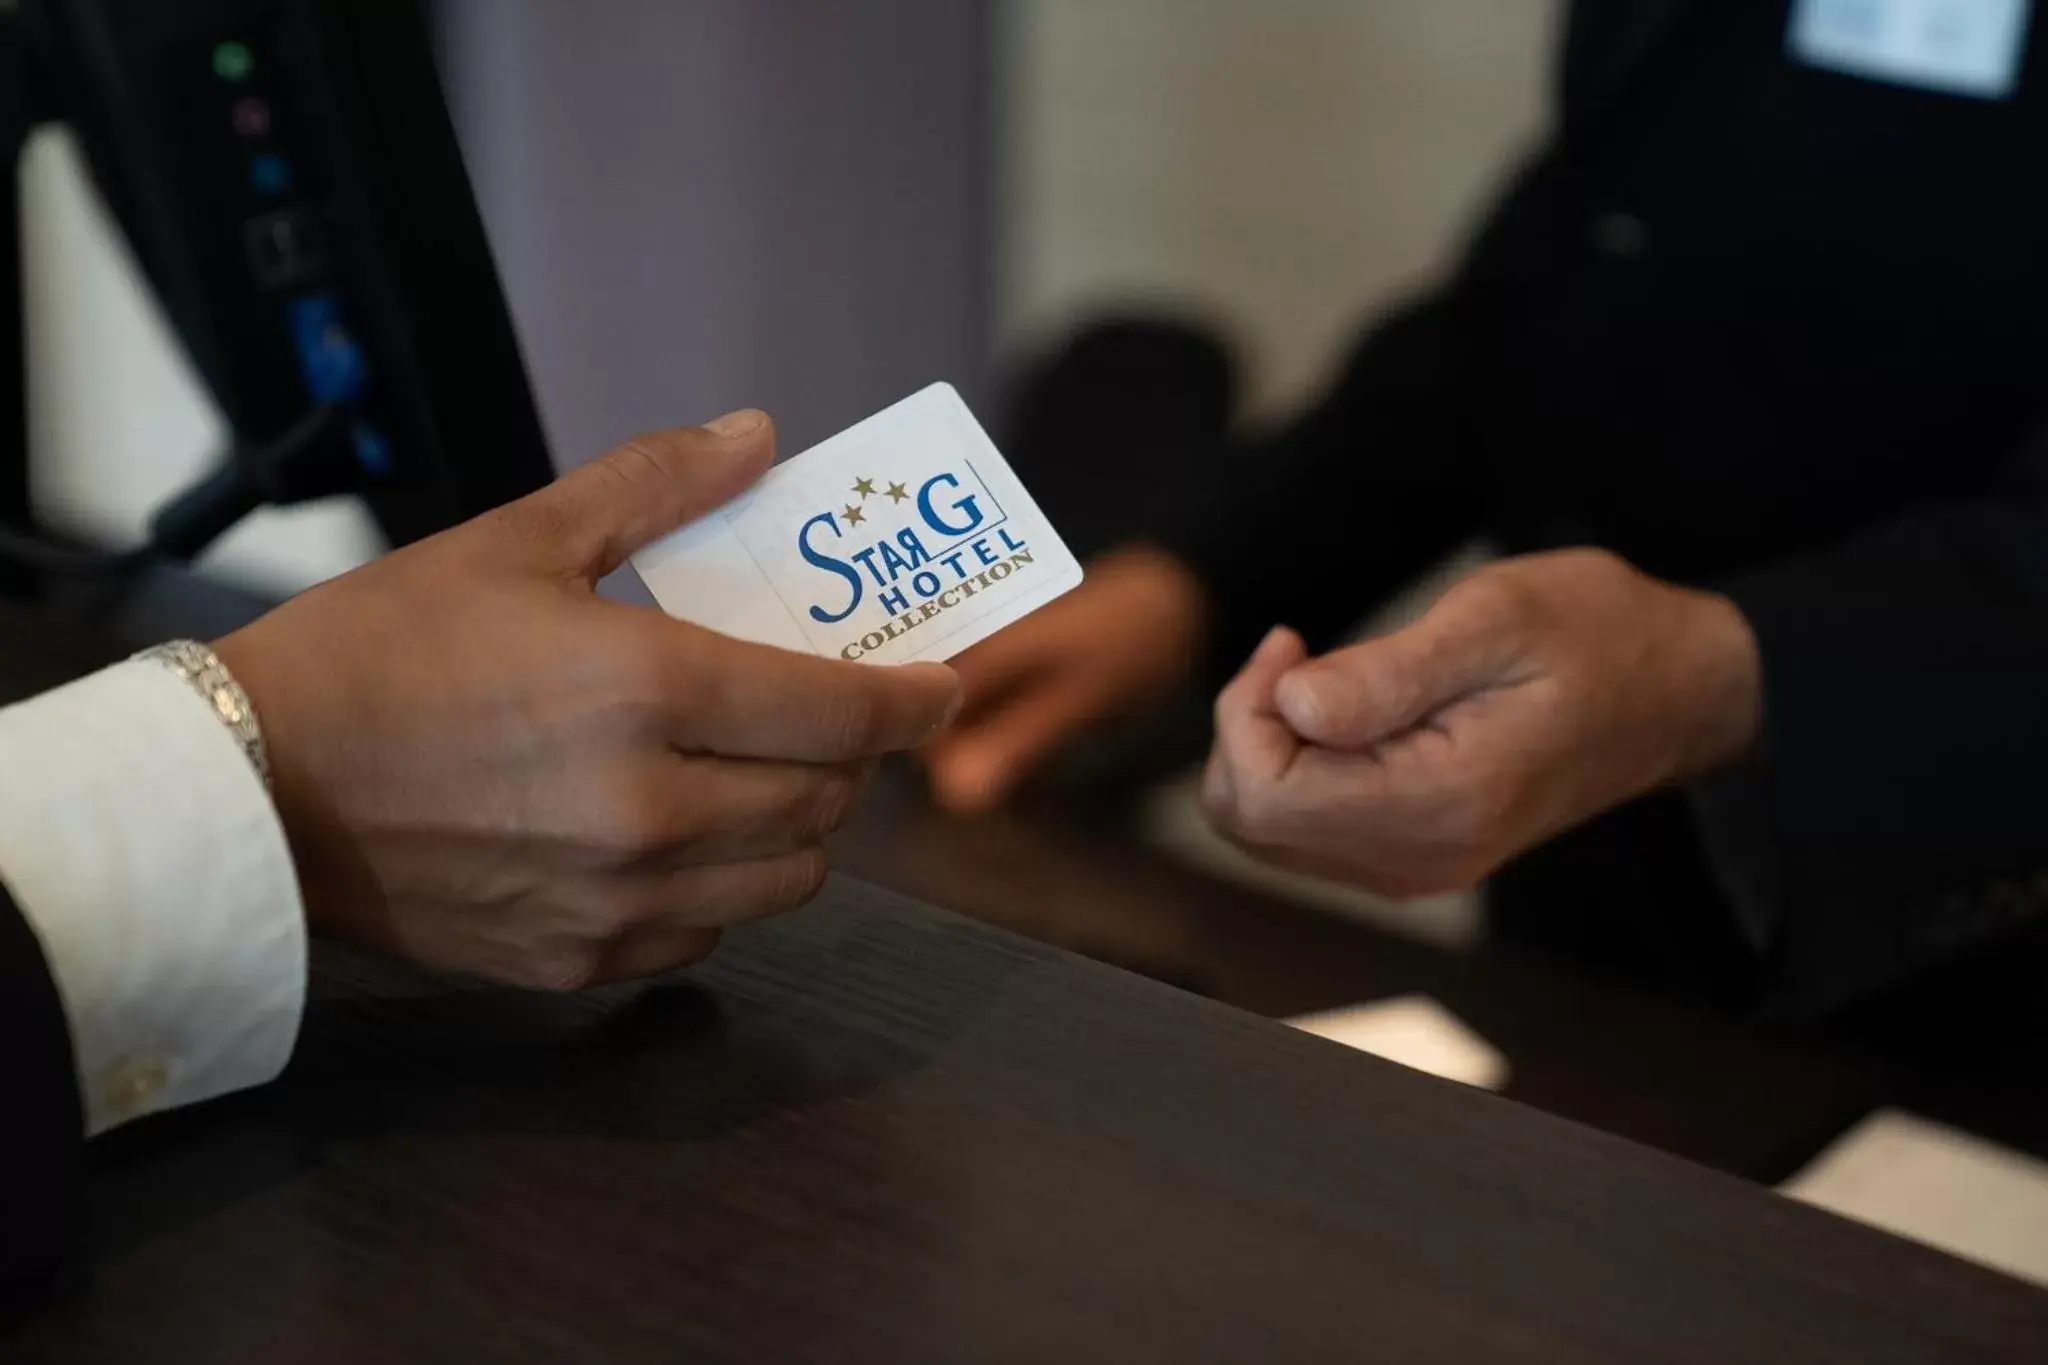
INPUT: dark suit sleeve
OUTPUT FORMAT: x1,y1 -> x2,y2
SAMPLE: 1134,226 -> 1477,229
1154,286 -> 1500,673
1149,0 -> 1672,673
1708,434 -> 2048,1014
0,875 -> 86,1300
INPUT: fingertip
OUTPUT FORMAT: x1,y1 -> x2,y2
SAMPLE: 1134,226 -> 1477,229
566,415 -> 781,576
1220,626 -> 1305,719
1242,626 -> 1308,680
708,415 -> 777,482
1249,625 -> 1291,666
929,746 -> 1004,815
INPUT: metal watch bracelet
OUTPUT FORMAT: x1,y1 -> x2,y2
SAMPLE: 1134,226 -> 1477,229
131,640 -> 271,788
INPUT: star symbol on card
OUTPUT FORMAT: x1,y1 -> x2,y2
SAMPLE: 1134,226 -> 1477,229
886,481 -> 910,504
842,503 -> 866,527
852,477 -> 877,499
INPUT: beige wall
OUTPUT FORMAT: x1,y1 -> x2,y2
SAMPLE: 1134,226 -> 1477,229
1000,0 -> 1560,413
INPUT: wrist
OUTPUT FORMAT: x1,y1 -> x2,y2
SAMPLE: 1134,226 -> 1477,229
1669,587 -> 1764,783
211,626 -> 352,940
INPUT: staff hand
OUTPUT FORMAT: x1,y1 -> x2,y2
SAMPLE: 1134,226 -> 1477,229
1201,549 -> 1761,897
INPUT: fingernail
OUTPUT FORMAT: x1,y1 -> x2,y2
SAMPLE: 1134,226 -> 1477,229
704,409 -> 767,439
940,689 -> 965,728
1275,671 -> 1321,730
932,763 -> 985,815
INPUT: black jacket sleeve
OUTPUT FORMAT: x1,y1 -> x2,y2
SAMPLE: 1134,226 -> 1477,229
1711,434 -> 2048,1014
0,875 -> 85,1302
1153,286 -> 1500,673
1149,0 -> 1696,675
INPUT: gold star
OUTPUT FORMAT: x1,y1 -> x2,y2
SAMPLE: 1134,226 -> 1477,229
852,477 -> 877,499
842,503 -> 866,527
885,481 -> 910,504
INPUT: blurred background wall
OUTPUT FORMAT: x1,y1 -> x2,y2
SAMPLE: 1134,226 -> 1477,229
435,0 -> 997,468
23,128 -> 385,593
1000,0 -> 1559,415
20,0 -> 1555,589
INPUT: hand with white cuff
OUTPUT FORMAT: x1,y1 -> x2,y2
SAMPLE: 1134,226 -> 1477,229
0,409 -> 962,1291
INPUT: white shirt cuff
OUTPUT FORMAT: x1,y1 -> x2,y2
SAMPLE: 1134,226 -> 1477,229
0,660 -> 306,1134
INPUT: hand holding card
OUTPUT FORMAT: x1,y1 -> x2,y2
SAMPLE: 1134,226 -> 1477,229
217,410 -> 960,992
633,384 -> 1084,666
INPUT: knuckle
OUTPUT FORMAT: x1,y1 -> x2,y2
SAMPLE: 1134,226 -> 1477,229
771,847 -> 831,911
596,436 -> 675,497
486,490 -> 581,565
591,781 -> 685,863
790,768 -> 862,839
1449,570 -> 1527,625
661,632 -> 724,720
608,811 -> 674,862
596,627 -> 680,717
821,687 -> 884,755
614,621 -> 676,691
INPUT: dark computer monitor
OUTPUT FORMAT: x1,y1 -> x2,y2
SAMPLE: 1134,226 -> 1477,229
6,0 -> 553,553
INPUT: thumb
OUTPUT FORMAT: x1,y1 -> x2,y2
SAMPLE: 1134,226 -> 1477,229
1274,606 -> 1508,751
534,409 -> 776,581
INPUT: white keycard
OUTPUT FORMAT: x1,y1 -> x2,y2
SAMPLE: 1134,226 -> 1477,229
632,384 -> 1084,666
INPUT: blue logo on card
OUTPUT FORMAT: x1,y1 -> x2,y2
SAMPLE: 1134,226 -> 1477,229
796,463 -> 1034,659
